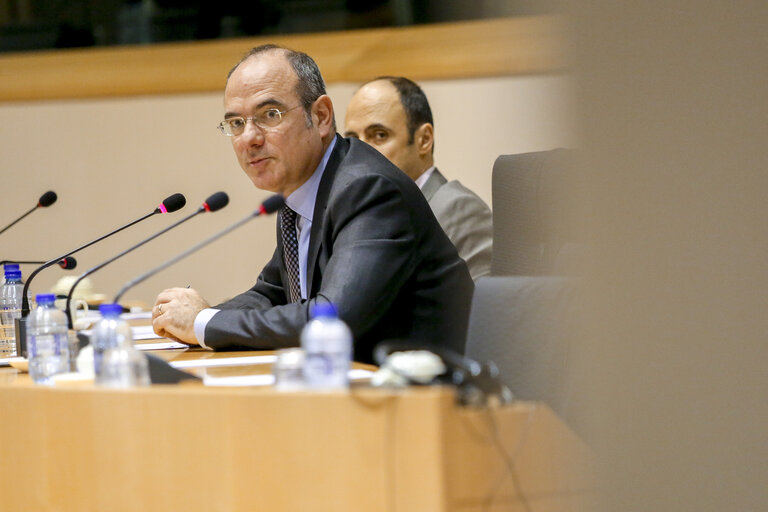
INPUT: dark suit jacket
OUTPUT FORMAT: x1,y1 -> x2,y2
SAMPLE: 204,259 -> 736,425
204,135 -> 474,363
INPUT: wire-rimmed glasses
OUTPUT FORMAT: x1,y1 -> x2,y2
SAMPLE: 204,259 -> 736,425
217,105 -> 302,136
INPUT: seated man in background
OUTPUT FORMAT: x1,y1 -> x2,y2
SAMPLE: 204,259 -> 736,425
152,45 -> 474,363
344,76 -> 493,280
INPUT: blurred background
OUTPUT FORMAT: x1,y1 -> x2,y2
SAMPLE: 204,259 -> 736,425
0,0 -> 557,53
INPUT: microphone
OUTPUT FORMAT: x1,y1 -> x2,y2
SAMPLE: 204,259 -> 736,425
0,191 -> 57,236
20,193 -> 186,318
0,257 -> 77,269
58,256 -> 78,270
114,194 -> 284,303
154,193 -> 186,214
39,191 -> 57,207
65,192 -> 229,328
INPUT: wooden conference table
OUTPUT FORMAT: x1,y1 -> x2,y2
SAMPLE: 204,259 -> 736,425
0,338 -> 594,512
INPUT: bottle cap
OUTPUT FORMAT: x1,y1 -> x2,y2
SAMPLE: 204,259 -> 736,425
98,303 -> 123,317
4,270 -> 21,280
35,293 -> 56,304
3,264 -> 19,272
310,302 -> 337,318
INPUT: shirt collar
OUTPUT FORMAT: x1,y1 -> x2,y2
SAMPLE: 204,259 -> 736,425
414,165 -> 436,190
285,136 -> 337,222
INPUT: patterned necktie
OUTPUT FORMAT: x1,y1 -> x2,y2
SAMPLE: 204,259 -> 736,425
279,205 -> 302,302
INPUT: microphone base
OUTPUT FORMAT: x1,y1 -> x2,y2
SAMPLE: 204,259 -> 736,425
14,317 -> 27,359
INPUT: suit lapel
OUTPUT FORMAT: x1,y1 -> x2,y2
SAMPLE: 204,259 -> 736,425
420,168 -> 447,201
306,135 -> 348,294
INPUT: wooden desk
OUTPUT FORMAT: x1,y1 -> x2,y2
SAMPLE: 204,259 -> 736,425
0,347 -> 594,512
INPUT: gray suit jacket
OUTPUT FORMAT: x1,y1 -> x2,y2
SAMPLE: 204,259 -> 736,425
421,169 -> 493,280
204,136 -> 474,363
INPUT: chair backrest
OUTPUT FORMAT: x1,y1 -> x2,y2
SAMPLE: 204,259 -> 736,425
464,275 -> 577,421
491,149 -> 574,275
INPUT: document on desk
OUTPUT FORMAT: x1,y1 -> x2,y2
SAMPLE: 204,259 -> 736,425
79,325 -> 187,350
201,368 -> 375,387
131,325 -> 164,340
134,341 -> 190,350
170,355 -> 278,368
131,327 -> 187,348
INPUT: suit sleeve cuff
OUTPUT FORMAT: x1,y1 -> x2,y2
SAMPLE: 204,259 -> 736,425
194,308 -> 220,350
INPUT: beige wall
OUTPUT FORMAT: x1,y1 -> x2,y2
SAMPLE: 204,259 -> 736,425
0,73 -> 572,306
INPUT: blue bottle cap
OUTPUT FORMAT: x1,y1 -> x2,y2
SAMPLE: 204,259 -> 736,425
310,302 -> 338,318
3,263 -> 19,272
5,270 -> 22,280
35,293 -> 56,305
98,303 -> 123,316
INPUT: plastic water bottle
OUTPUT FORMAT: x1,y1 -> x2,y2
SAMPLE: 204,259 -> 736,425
92,303 -> 149,388
1,265 -> 24,357
301,302 -> 352,389
26,294 -> 70,384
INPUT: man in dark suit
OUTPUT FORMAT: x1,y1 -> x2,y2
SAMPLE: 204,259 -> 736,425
151,44 -> 473,363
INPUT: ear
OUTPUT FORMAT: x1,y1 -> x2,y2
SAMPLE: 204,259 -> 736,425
312,95 -> 335,137
414,123 -> 434,157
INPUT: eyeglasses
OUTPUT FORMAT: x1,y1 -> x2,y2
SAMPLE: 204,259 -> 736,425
217,105 -> 302,136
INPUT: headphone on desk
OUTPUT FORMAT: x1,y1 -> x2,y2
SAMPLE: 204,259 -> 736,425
373,340 -> 513,407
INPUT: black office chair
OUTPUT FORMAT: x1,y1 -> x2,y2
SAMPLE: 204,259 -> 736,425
491,149 -> 578,276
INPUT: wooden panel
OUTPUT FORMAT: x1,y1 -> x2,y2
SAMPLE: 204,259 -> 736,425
0,380 -> 592,512
0,16 -> 565,102
444,404 -> 597,511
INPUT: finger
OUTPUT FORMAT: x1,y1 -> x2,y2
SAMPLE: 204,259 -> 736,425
151,302 -> 166,320
152,316 -> 167,337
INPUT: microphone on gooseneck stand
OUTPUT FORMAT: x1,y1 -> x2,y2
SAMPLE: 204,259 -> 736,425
14,193 -> 186,358
21,193 -> 186,316
64,192 -> 230,328
0,191 -> 57,237
113,194 -> 284,304
0,257 -> 77,269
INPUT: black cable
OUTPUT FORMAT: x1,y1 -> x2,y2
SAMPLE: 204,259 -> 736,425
481,405 -> 536,512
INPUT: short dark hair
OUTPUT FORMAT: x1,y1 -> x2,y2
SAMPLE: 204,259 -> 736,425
227,44 -> 328,126
369,76 -> 433,145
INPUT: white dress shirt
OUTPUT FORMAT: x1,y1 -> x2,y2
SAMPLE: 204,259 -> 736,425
414,165 -> 436,190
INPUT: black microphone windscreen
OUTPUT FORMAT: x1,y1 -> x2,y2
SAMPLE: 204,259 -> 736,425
38,191 -> 57,207
261,194 -> 285,214
159,193 -> 186,213
203,191 -> 229,212
58,256 -> 77,270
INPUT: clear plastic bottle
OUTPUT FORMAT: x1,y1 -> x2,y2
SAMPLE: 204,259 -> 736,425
301,302 -> 352,390
27,293 -> 70,384
1,266 -> 24,357
93,303 -> 149,388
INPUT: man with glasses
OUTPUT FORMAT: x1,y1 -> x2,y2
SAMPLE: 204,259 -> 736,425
151,44 -> 473,363
344,77 -> 493,280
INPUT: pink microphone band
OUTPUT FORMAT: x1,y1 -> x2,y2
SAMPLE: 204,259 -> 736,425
158,204 -> 168,214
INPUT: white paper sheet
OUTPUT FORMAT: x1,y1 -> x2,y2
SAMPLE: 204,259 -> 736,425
134,341 -> 189,351
170,355 -> 277,369
201,368 -> 375,387
203,374 -> 275,387
131,325 -> 164,340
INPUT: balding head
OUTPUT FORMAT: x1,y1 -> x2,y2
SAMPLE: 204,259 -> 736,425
344,77 -> 434,181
